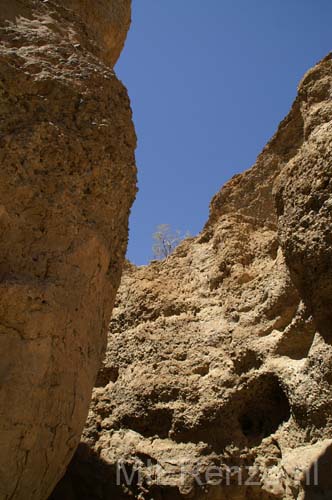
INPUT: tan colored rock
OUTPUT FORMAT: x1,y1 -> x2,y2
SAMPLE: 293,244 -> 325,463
275,54 -> 332,342
52,56 -> 332,499
0,1 -> 136,499
61,0 -> 131,66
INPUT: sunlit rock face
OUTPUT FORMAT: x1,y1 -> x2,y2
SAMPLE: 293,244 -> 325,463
51,54 -> 332,500
0,1 -> 136,498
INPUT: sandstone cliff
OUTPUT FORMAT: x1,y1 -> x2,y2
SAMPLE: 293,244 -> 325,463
51,54 -> 332,500
0,1 -> 136,499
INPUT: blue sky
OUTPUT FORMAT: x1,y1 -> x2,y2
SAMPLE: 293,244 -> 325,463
116,0 -> 332,265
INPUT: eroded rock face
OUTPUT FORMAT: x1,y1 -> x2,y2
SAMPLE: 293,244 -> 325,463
275,55 -> 332,342
52,56 -> 332,499
0,1 -> 136,499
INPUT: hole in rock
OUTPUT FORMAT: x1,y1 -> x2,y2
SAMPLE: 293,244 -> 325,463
121,407 -> 173,439
95,365 -> 119,387
172,374 -> 291,451
238,374 -> 291,446
232,349 -> 263,374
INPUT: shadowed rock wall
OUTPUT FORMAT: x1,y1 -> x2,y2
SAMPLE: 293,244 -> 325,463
0,1 -> 136,498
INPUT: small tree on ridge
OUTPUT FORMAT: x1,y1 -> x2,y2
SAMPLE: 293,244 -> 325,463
152,224 -> 186,260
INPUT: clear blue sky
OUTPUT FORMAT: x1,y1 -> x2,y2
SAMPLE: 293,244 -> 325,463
116,0 -> 332,265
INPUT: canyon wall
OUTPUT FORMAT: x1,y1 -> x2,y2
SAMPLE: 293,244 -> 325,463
0,1 -> 136,499
52,55 -> 332,499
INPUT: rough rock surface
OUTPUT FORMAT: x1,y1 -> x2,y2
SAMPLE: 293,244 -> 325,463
52,55 -> 332,499
0,1 -> 136,499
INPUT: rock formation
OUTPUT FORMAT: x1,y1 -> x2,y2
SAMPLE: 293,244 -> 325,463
51,54 -> 332,500
0,1 -> 136,499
